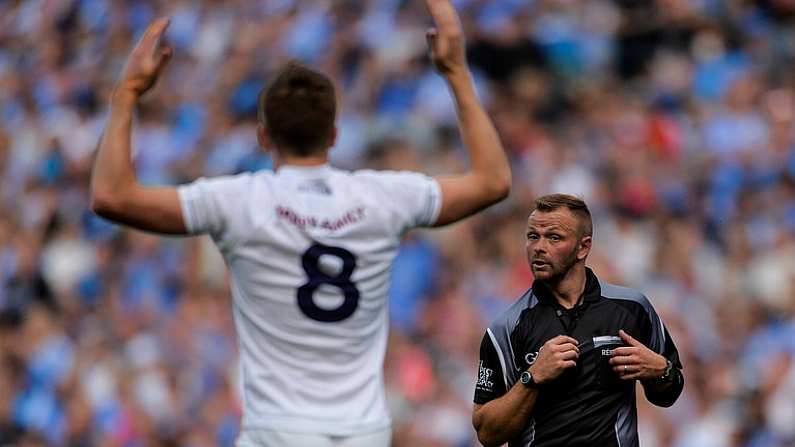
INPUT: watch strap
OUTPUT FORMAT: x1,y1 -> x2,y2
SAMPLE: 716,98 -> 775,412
654,359 -> 674,383
520,370 -> 539,389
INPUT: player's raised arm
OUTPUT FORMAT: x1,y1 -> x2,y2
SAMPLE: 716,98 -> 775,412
425,0 -> 511,227
90,18 -> 187,234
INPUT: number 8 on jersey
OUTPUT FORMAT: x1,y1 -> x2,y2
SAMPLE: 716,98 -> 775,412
297,243 -> 360,322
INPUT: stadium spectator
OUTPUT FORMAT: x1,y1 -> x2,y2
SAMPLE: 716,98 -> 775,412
1,1 -> 795,445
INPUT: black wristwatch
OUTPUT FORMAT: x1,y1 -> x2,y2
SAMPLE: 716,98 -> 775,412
655,359 -> 674,383
520,370 -> 540,389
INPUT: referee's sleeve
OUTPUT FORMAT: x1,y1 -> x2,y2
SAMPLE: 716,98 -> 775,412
638,298 -> 685,407
638,296 -> 682,369
474,332 -> 507,405
660,325 -> 683,370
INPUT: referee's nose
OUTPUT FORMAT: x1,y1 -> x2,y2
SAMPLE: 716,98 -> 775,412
530,238 -> 548,255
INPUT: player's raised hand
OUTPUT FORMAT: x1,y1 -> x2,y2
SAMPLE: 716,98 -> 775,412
117,18 -> 173,97
424,0 -> 467,77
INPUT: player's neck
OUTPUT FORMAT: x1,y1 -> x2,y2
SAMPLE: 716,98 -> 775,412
273,153 -> 329,170
547,265 -> 587,309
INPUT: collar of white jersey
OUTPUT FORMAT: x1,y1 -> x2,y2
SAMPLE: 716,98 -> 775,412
276,163 -> 333,176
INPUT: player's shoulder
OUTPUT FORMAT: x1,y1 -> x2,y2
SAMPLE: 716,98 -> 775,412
335,169 -> 434,199
350,168 -> 432,183
186,171 -> 259,191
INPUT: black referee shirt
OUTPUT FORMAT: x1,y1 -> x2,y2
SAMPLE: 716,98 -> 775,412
474,268 -> 683,447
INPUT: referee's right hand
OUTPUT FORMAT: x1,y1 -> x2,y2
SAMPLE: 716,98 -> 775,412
528,335 -> 580,385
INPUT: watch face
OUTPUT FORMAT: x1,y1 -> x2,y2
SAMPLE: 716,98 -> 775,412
521,371 -> 530,384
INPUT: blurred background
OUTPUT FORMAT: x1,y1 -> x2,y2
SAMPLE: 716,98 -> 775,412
2,0 -> 795,445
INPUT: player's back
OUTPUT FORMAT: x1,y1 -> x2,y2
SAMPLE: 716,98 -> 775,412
178,164 -> 441,435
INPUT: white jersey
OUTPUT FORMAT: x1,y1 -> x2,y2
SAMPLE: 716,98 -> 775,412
178,164 -> 441,436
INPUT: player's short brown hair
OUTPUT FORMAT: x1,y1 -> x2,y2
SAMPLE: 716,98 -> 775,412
531,194 -> 593,237
258,62 -> 336,157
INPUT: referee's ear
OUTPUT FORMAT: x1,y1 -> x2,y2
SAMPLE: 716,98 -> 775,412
576,235 -> 592,261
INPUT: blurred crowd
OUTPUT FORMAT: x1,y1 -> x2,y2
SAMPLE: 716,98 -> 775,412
2,0 -> 795,446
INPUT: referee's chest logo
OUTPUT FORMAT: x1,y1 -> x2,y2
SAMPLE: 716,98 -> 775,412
594,335 -> 623,356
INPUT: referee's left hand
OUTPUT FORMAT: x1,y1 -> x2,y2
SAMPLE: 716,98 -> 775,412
609,330 -> 667,381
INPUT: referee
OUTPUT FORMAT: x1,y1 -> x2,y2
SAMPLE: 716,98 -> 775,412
472,194 -> 684,447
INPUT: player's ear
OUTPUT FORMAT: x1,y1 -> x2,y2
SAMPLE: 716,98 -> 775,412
327,126 -> 338,149
257,124 -> 271,153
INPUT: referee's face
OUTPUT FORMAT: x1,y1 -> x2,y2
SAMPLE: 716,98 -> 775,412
525,209 -> 588,282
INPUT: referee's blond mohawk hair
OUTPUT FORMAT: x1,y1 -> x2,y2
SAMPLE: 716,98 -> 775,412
531,194 -> 593,237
